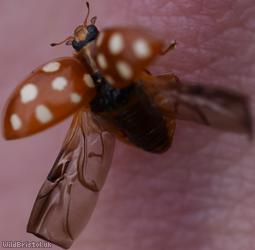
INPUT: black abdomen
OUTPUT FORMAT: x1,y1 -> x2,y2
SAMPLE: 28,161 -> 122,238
90,78 -> 172,153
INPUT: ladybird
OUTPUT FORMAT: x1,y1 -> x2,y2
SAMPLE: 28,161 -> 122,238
2,2 -> 252,249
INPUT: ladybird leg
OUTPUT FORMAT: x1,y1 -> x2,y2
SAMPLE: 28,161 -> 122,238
92,114 -> 134,147
156,73 -> 180,86
160,40 -> 177,55
143,68 -> 153,75
146,73 -> 181,116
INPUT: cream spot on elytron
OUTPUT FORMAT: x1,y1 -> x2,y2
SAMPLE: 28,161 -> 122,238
52,77 -> 68,91
116,61 -> 133,80
70,93 -> 82,104
20,83 -> 38,103
42,62 -> 61,73
83,74 -> 95,88
105,75 -> 115,85
109,33 -> 124,55
10,114 -> 22,130
97,54 -> 108,69
133,39 -> 151,59
35,105 -> 53,124
96,32 -> 104,47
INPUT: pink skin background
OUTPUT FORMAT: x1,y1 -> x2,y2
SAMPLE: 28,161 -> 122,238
0,0 -> 255,250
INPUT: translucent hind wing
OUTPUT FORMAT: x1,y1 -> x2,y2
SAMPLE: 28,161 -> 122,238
27,111 -> 115,249
141,72 -> 252,135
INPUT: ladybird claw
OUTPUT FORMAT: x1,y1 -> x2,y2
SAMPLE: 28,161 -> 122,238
160,40 -> 177,55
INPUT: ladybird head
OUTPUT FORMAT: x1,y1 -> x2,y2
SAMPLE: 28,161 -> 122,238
51,2 -> 99,51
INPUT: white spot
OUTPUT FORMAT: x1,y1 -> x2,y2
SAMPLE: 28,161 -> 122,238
105,75 -> 115,85
52,77 -> 68,91
35,105 -> 53,124
70,93 -> 82,104
133,39 -> 151,59
97,54 -> 108,69
42,62 -> 61,73
96,32 -> 104,47
20,83 -> 38,103
108,33 -> 124,55
10,114 -> 22,130
83,74 -> 95,88
116,61 -> 133,80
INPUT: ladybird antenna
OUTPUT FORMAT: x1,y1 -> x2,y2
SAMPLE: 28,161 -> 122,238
90,16 -> 97,25
50,36 -> 74,47
84,1 -> 90,26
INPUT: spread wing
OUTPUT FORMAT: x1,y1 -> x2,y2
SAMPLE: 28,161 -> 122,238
27,110 -> 115,249
140,72 -> 252,136
91,27 -> 163,88
3,57 -> 97,140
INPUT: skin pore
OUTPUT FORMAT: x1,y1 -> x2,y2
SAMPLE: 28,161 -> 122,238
0,1 -> 254,250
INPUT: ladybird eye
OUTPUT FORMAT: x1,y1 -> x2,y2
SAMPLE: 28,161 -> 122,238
72,40 -> 82,51
87,25 -> 97,34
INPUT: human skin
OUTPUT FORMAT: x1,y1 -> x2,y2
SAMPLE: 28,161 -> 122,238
0,0 -> 255,250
